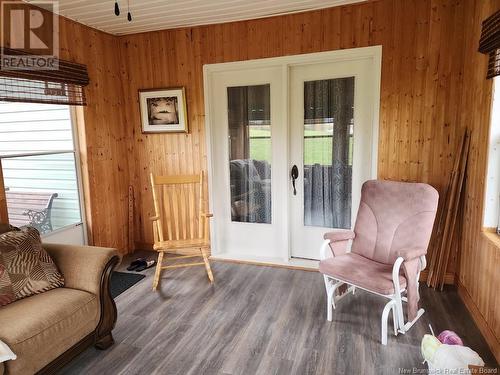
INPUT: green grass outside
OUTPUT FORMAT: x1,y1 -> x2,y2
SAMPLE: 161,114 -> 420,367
248,128 -> 352,165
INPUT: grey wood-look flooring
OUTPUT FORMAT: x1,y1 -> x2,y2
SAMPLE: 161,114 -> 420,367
59,251 -> 497,375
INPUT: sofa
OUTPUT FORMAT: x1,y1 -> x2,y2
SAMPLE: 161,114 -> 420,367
0,241 -> 120,375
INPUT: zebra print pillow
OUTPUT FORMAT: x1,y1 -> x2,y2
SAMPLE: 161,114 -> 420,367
0,227 -> 64,306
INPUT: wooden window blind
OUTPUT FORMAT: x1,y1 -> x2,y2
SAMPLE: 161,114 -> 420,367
479,10 -> 500,79
0,48 -> 89,105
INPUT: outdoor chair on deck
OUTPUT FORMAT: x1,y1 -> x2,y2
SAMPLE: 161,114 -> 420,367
319,180 -> 438,345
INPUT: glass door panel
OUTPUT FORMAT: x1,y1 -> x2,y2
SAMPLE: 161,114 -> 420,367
303,77 -> 354,229
227,84 -> 272,224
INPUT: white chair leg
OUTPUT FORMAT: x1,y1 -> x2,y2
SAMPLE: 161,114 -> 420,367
394,295 -> 406,332
392,303 -> 398,336
323,276 -> 354,322
327,289 -> 333,321
381,300 -> 396,345
323,275 -> 334,321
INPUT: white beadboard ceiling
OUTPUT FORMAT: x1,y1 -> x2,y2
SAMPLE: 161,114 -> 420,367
25,0 -> 367,36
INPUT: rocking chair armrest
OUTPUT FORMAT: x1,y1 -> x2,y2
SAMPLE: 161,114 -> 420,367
323,229 -> 355,242
320,230 -> 353,259
396,248 -> 426,262
201,213 -> 213,218
391,257 -> 406,291
149,215 -> 160,221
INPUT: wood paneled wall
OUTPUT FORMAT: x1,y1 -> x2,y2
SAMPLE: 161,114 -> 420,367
0,0 -> 131,252
58,16 -> 131,252
458,0 -> 500,362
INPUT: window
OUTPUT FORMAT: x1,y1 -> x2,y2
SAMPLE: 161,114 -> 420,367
0,101 -> 84,235
484,77 -> 500,232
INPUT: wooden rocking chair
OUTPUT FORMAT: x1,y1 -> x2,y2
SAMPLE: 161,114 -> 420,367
150,171 -> 214,291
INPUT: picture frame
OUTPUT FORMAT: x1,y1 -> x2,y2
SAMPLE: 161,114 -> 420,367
139,87 -> 188,133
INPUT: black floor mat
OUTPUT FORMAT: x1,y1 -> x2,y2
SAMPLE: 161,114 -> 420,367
110,271 -> 146,298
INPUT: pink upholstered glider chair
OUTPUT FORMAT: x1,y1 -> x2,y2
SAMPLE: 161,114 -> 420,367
319,180 -> 438,345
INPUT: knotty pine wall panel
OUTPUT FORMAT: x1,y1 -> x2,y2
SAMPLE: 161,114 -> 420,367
59,19 -> 131,252
457,0 -> 500,361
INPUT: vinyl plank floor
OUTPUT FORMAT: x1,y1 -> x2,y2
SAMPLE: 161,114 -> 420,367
59,251 -> 498,375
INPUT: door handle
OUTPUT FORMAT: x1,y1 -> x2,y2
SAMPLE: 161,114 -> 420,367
291,165 -> 299,195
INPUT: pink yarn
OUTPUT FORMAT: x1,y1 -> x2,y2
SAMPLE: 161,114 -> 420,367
437,330 -> 463,346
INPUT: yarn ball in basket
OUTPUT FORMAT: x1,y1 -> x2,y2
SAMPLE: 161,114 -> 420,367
437,330 -> 463,346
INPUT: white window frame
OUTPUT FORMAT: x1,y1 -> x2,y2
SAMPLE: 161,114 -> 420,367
0,105 -> 87,242
483,77 -> 500,233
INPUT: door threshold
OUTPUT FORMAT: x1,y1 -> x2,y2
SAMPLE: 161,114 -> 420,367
210,254 -> 319,271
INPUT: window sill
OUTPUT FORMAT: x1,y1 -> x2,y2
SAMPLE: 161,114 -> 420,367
482,228 -> 500,249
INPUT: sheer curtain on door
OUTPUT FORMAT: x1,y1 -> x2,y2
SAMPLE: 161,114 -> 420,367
303,77 -> 354,229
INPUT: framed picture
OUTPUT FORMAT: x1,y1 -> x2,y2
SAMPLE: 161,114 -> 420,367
139,87 -> 188,133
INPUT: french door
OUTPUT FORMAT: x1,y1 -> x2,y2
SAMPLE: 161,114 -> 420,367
208,67 -> 288,259
289,59 -> 375,259
205,48 -> 381,262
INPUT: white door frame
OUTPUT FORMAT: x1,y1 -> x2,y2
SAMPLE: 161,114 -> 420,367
203,46 -> 382,266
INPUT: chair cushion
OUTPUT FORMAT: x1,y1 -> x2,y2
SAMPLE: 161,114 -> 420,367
319,253 -> 407,295
0,227 -> 64,306
0,287 -> 99,374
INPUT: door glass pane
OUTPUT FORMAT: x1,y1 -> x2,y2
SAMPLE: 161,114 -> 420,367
303,77 -> 354,229
227,84 -> 271,223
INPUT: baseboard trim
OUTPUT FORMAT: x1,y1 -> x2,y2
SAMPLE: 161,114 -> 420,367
419,270 -> 455,284
210,256 -> 319,272
134,241 -> 152,251
457,281 -> 500,363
